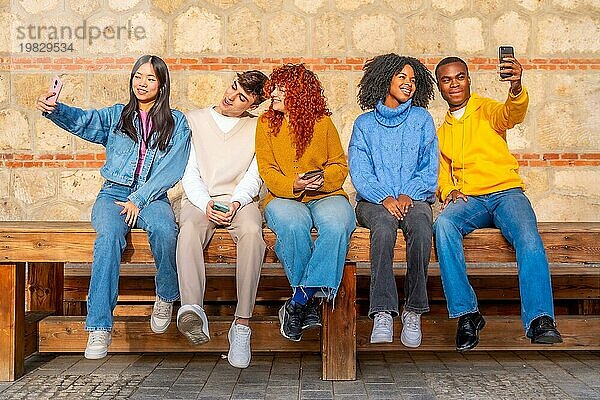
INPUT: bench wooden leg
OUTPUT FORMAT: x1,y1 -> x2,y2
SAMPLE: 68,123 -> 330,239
321,262 -> 356,381
25,262 -> 64,358
0,263 -> 25,381
26,262 -> 64,314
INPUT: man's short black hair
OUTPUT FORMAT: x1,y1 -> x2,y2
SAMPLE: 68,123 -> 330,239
237,70 -> 268,105
434,57 -> 469,81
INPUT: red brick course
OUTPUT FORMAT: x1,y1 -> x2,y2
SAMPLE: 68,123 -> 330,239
4,56 -> 600,72
1,152 -> 599,169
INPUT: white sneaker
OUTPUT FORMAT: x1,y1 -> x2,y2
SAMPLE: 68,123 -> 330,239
227,321 -> 252,368
370,312 -> 394,343
401,310 -> 422,348
177,304 -> 210,345
84,330 -> 111,360
150,297 -> 174,334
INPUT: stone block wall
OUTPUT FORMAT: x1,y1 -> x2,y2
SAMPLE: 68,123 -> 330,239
0,0 -> 599,221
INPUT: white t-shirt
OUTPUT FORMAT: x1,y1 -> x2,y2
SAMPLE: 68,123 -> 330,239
209,107 -> 239,133
451,106 -> 466,121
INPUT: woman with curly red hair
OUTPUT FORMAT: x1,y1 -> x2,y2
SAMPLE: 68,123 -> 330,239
256,64 -> 355,342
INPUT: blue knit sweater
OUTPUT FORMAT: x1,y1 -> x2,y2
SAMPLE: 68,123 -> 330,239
348,99 -> 439,204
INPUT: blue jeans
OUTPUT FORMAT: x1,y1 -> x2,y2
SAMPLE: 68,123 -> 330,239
264,195 -> 356,297
433,188 -> 555,333
86,180 -> 180,331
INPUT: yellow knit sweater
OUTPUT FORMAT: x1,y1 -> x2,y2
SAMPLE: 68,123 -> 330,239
437,89 -> 528,202
256,115 -> 348,206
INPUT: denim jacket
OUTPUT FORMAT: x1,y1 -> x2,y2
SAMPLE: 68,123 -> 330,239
45,102 -> 191,210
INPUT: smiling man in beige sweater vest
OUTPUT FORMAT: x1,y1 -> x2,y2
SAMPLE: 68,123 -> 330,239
176,71 -> 268,368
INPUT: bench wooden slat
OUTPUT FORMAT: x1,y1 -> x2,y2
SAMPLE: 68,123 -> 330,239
62,274 -> 600,302
356,316 -> 600,350
38,315 -> 599,353
62,263 -> 600,277
3,223 -> 600,264
39,316 -> 319,353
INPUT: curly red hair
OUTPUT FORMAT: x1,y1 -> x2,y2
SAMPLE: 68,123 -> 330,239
261,64 -> 331,159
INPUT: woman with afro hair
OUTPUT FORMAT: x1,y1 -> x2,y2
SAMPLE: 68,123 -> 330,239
349,54 -> 438,348
256,64 -> 355,342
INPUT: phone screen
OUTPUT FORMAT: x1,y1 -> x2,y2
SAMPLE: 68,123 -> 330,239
499,46 -> 515,79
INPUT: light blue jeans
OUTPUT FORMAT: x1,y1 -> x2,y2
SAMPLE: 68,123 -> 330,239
264,195 -> 356,297
86,180 -> 180,331
433,188 -> 555,334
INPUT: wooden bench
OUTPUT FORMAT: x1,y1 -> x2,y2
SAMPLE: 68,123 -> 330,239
0,221 -> 599,382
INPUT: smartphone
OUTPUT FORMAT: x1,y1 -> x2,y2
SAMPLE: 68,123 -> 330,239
212,202 -> 230,213
302,169 -> 324,180
47,75 -> 63,104
498,46 -> 515,79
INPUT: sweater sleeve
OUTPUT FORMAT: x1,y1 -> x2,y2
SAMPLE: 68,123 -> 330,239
401,115 -> 439,202
255,119 -> 299,199
181,145 -> 212,213
348,120 -> 393,204
320,117 -> 349,193
487,87 -> 529,135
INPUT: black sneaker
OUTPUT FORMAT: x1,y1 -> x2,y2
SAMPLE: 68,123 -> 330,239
278,299 -> 304,341
302,298 -> 322,331
527,316 -> 563,344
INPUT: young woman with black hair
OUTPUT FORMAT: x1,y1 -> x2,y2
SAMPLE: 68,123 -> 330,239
348,54 -> 438,348
36,55 -> 191,359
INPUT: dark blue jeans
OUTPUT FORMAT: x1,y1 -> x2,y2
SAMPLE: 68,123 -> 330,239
356,200 -> 432,318
433,188 -> 555,333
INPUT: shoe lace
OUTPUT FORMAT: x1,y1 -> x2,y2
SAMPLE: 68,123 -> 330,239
89,331 -> 107,345
404,312 -> 420,331
232,324 -> 251,349
289,303 -> 304,327
153,300 -> 171,319
373,313 -> 392,332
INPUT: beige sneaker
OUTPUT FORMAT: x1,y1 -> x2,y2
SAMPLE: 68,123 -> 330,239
150,297 -> 173,334
84,330 -> 111,360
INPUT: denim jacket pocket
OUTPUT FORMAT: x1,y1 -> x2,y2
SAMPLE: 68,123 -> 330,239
106,128 -> 136,157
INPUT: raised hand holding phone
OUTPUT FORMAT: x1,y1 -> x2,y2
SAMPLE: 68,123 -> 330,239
36,75 -> 63,113
47,75 -> 63,103
498,46 -> 523,95
498,46 -> 514,79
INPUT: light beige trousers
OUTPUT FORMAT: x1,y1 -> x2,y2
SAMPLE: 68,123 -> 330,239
176,199 -> 266,318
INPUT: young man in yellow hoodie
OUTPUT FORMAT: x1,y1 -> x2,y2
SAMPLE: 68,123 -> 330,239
433,56 -> 562,352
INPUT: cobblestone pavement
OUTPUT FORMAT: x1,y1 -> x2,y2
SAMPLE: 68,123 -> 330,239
1,351 -> 599,400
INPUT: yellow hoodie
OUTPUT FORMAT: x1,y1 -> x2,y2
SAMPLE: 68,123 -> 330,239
437,89 -> 528,202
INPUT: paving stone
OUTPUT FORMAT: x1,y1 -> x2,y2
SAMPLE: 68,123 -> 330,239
3,352 -> 598,399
